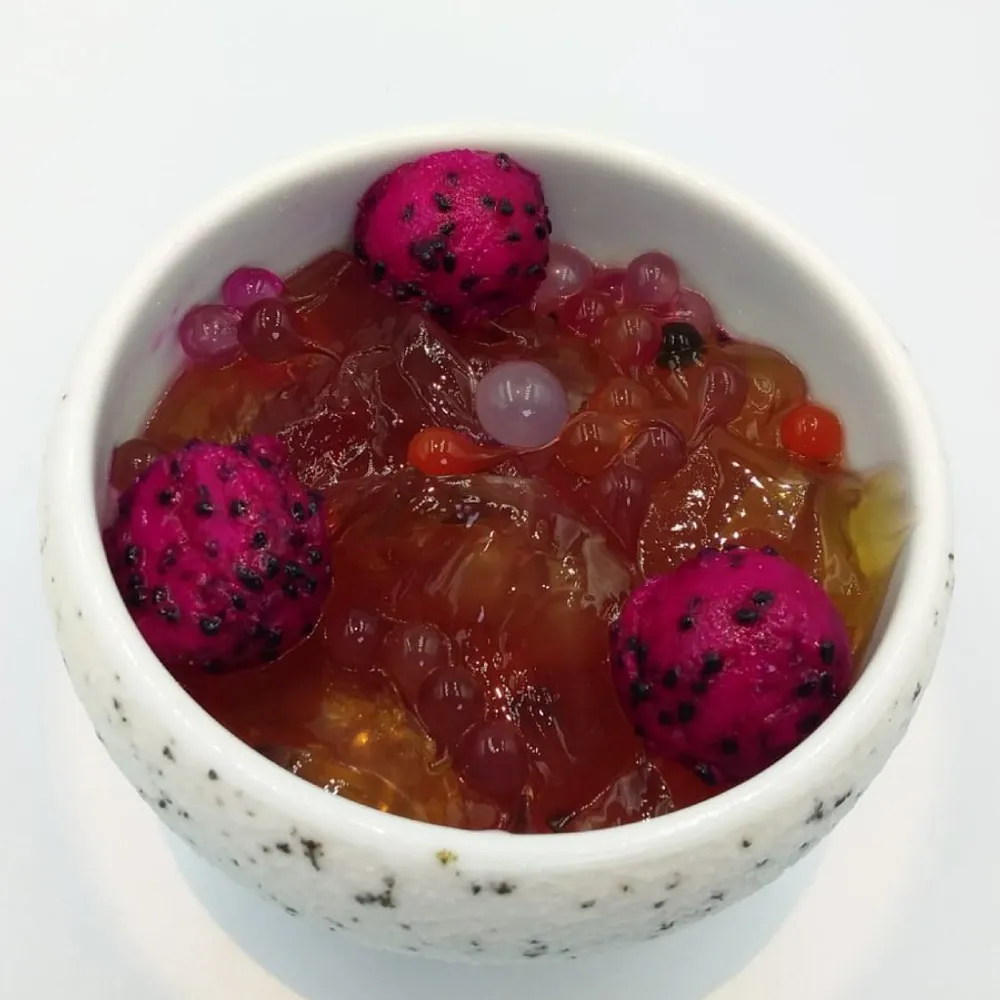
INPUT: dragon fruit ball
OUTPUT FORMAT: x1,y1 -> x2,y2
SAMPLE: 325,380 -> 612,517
611,547 -> 853,785
104,436 -> 333,674
353,149 -> 551,324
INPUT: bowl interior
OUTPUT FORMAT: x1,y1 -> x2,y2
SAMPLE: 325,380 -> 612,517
94,139 -> 915,649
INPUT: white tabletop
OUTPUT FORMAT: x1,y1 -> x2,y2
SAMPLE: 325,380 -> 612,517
2,1 -> 994,996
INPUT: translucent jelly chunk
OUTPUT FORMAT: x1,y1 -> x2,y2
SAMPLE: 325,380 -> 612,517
173,619 -> 333,751
333,472 -> 621,628
328,471 -> 640,824
638,428 -> 816,576
243,356 -> 339,438
144,353 -> 329,448
179,601 -> 498,830
282,248 -> 399,354
637,443 -> 719,573
260,687 -> 488,828
702,432 -> 815,546
139,234 -> 890,834
267,315 -> 479,489
775,472 -> 887,663
284,248 -> 359,303
554,757 -> 673,832
475,360 -> 569,448
804,467 -> 911,663
721,339 -> 807,446
446,530 -> 552,627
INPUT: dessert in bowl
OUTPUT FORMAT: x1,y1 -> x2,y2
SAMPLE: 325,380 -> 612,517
40,128 -> 953,962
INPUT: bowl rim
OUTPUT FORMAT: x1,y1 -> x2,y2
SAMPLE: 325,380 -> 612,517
44,124 -> 951,869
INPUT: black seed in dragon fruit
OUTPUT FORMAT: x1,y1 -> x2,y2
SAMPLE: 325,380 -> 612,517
610,546 -> 853,784
104,436 -> 333,673
352,149 -> 550,324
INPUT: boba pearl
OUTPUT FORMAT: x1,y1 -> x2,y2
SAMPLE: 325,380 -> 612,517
586,459 -> 650,550
622,251 -> 680,307
238,298 -> 305,363
598,310 -> 661,367
221,265 -> 285,311
177,304 -> 243,365
692,362 -> 748,440
109,437 -> 162,491
416,666 -> 486,748
661,287 -> 716,339
557,411 -> 626,476
456,719 -> 529,801
622,421 -> 686,479
383,623 -> 452,703
406,427 -> 502,476
475,360 -> 569,448
557,291 -> 614,340
589,267 -> 626,304
324,607 -> 383,673
534,244 -> 596,306
589,377 -> 654,416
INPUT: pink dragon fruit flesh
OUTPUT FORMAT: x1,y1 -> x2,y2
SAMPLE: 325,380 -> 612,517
611,546 -> 853,785
104,436 -> 333,673
353,149 -> 551,324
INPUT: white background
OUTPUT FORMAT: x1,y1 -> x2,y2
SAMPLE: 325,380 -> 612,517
1,1 -> 995,997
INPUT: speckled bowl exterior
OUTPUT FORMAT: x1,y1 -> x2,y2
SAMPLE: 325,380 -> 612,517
39,127 -> 953,963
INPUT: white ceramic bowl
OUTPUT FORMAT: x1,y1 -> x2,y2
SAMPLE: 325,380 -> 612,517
40,127 -> 953,963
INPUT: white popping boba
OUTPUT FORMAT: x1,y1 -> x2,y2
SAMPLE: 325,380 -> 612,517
474,360 -> 570,449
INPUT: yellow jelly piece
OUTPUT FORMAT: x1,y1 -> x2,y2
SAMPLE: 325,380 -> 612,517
305,687 -> 473,827
847,466 -> 911,579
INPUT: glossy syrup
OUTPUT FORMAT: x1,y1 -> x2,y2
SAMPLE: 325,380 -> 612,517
129,246 -> 907,832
